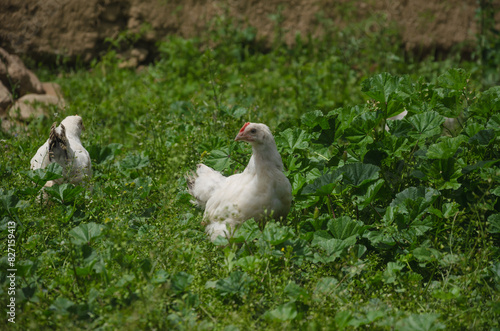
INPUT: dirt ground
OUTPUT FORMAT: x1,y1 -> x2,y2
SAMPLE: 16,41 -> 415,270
0,0 -> 497,63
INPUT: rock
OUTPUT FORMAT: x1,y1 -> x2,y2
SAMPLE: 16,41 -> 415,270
1,118 -> 16,133
0,57 -> 7,81
41,82 -> 63,99
9,94 -> 66,120
0,47 -> 44,96
118,57 -> 139,69
117,48 -> 148,69
0,81 -> 13,116
131,48 -> 148,62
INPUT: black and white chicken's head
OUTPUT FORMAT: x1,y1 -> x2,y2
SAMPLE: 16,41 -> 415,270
60,115 -> 84,137
234,122 -> 273,145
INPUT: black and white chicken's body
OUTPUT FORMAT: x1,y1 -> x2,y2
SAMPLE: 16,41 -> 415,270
187,122 -> 292,242
30,115 -> 92,187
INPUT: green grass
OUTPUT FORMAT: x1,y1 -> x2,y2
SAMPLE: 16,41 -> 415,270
1,14 -> 499,330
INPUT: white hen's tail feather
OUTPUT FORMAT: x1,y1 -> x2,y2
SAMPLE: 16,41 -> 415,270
187,164 -> 227,208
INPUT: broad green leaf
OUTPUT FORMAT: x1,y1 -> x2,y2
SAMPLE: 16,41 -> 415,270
335,310 -> 354,329
314,115 -> 340,146
487,114 -> 500,132
15,259 -> 35,277
386,99 -> 407,119
69,222 -> 105,245
387,117 -> 414,137
361,72 -> 400,104
232,219 -> 262,243
462,121 -> 484,139
438,68 -> 469,91
277,128 -> 309,152
339,163 -> 380,187
362,147 -> 388,167
212,235 -> 229,246
264,302 -> 297,321
88,143 -> 122,164
426,136 -> 466,159
407,111 -> 445,139
351,244 -> 367,258
285,282 -> 311,302
314,277 -> 338,298
343,110 -> 378,144
291,173 -> 307,195
421,158 -> 464,190
126,176 -> 152,199
383,135 -> 412,157
364,230 -> 396,247
301,110 -> 329,129
45,183 -> 85,204
151,269 -> 169,284
116,274 -> 135,287
468,129 -> 495,145
336,105 -> 363,131
25,162 -> 63,187
488,214 -> 500,234
301,170 -> 342,196
236,256 -> 262,272
262,221 -> 294,245
391,187 -> 440,209
204,148 -> 232,172
49,297 -> 75,315
0,190 -> 26,215
353,179 -> 385,208
215,271 -> 254,297
327,216 -> 364,240
312,235 -> 357,257
441,202 -> 460,219
348,310 -> 386,327
462,159 -> 499,175
472,86 -> 500,117
119,152 -> 150,170
390,187 -> 440,223
171,271 -> 194,294
412,246 -> 442,262
302,110 -> 340,146
438,253 -> 460,267
490,261 -> 500,280
383,261 -> 404,284
395,313 -> 445,331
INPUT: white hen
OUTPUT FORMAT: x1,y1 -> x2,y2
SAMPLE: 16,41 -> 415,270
187,122 -> 292,242
30,115 -> 92,187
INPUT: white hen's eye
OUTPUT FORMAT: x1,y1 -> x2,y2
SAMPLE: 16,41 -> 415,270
250,128 -> 257,134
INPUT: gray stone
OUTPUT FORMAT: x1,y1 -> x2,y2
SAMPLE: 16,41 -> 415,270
9,94 -> 66,120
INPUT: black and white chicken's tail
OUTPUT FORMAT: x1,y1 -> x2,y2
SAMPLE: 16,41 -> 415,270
48,122 -> 69,164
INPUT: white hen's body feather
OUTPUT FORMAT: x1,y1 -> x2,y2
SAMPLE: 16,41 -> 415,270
188,123 -> 292,242
30,115 -> 92,187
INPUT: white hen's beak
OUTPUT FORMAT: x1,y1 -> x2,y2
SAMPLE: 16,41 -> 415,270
235,132 -> 253,142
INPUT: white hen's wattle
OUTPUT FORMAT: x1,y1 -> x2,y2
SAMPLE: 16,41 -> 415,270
188,122 -> 292,242
30,115 -> 92,187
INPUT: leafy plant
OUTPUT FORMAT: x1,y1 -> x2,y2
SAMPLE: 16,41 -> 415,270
1,15 -> 499,330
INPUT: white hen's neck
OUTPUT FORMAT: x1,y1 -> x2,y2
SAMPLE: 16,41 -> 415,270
251,140 -> 284,173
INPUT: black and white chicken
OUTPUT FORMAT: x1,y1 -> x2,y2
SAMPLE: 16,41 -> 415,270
30,115 -> 92,187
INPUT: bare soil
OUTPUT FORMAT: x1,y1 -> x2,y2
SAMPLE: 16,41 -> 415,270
0,0 -> 497,63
